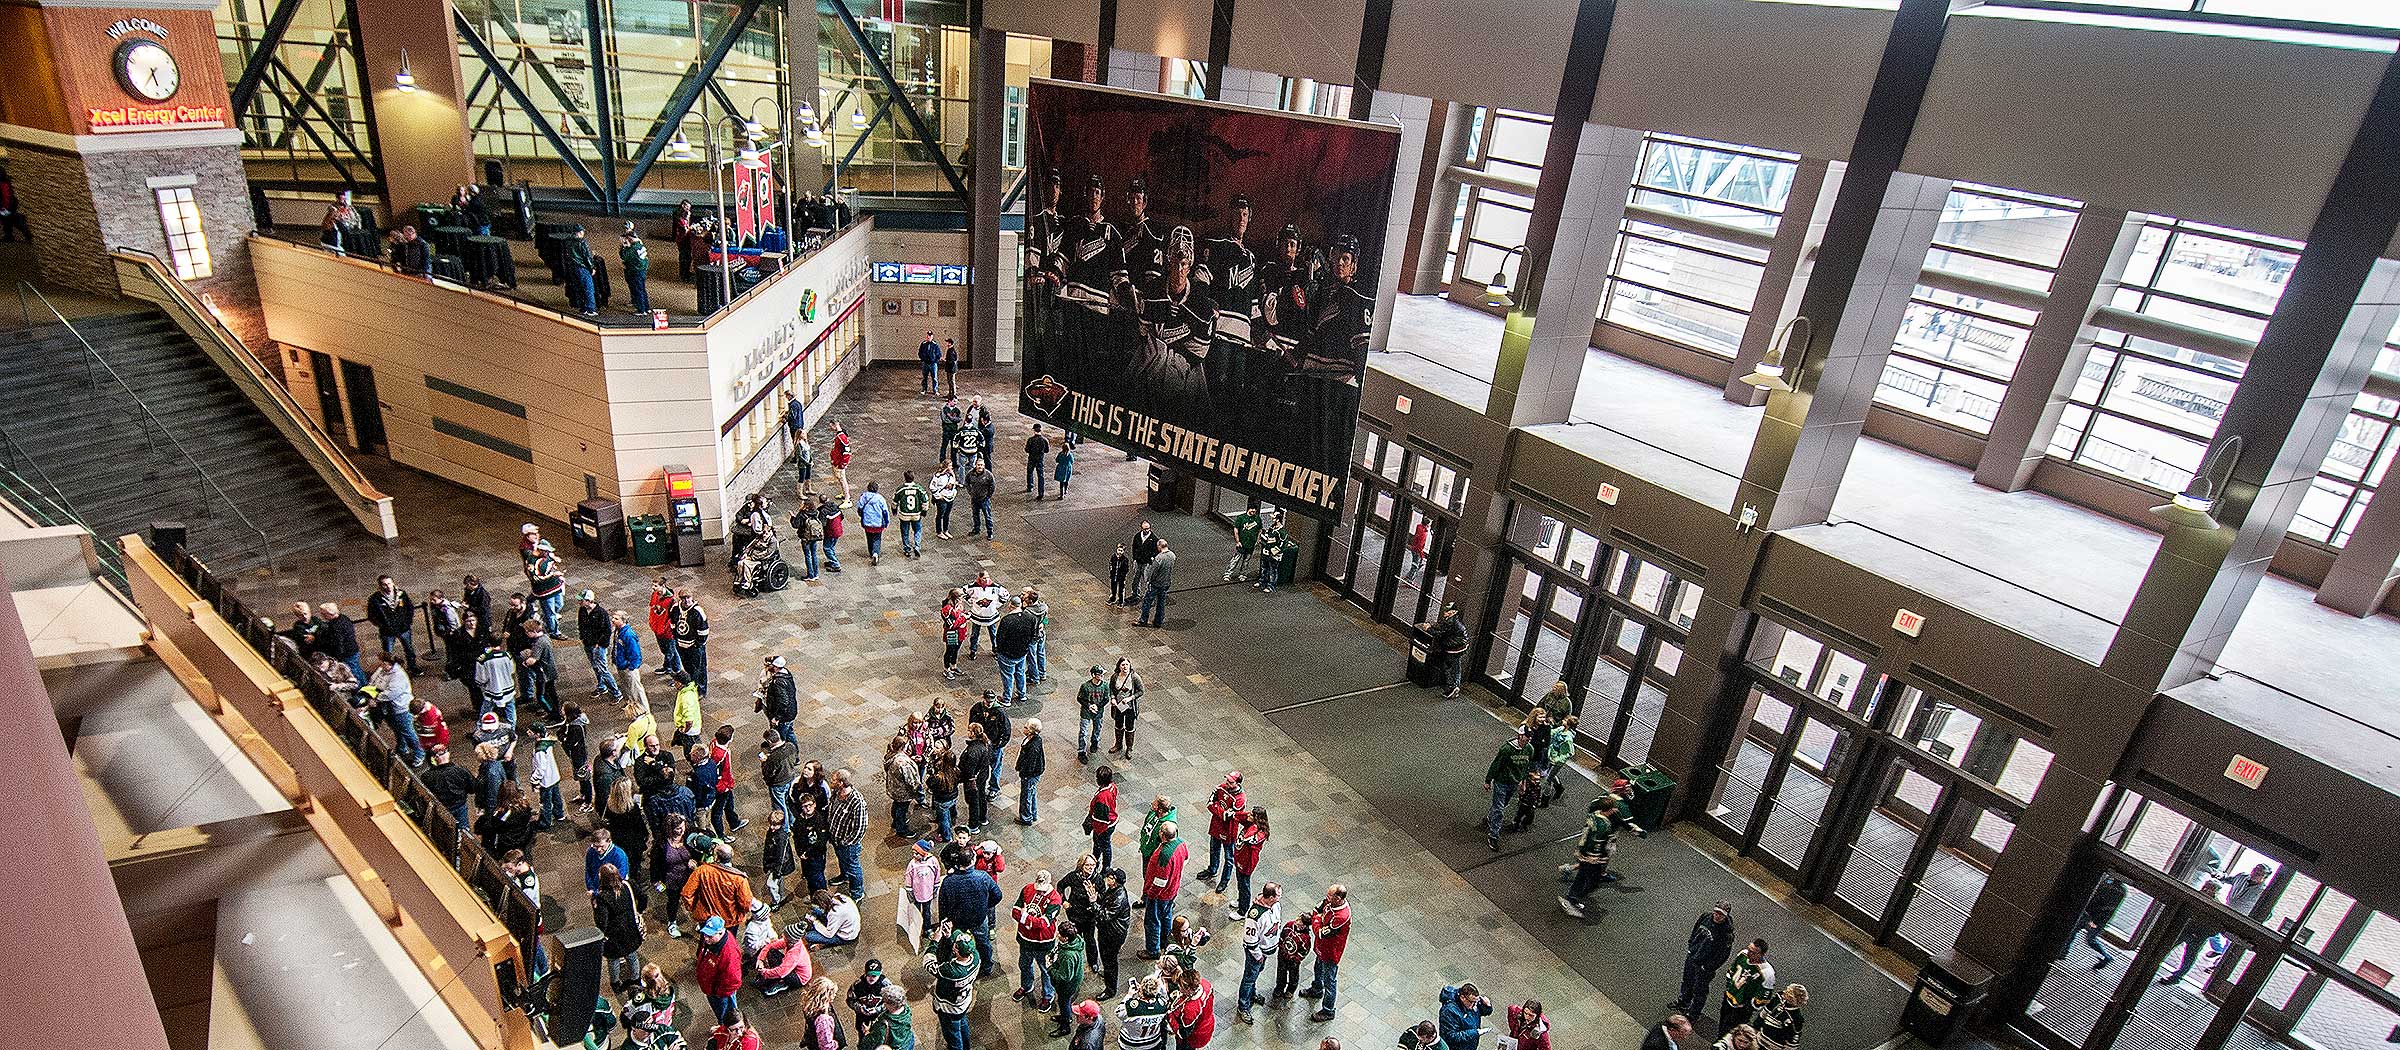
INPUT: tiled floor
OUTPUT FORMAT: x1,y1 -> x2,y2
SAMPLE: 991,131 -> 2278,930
231,367 -> 1658,1050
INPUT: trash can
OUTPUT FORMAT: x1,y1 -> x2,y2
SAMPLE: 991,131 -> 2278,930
571,499 -> 627,562
1406,625 -> 1437,687
1146,465 -> 1195,513
1620,763 -> 1677,832
1901,951 -> 1994,1046
629,514 -> 670,566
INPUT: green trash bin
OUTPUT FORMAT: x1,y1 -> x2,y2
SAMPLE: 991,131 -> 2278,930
1621,763 -> 1677,832
630,514 -> 670,567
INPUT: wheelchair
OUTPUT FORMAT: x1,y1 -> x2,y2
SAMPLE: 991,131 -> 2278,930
732,531 -> 791,596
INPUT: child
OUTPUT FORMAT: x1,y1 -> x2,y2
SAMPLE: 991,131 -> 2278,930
1108,545 -> 1131,606
1053,441 -> 1075,500
975,839 -> 1007,879
925,698 -> 957,751
755,921 -> 814,998
742,898 -> 778,960
762,807 -> 797,906
1272,905 -> 1312,1007
940,591 -> 968,681
531,730 -> 565,829
904,839 -> 942,931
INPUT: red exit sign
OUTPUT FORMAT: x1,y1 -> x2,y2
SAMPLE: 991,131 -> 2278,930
2224,754 -> 2269,789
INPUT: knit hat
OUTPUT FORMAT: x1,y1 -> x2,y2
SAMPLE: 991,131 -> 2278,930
535,539 -> 554,551
1091,666 -> 1105,675
771,655 -> 787,669
913,839 -> 936,856
978,839 -> 1000,854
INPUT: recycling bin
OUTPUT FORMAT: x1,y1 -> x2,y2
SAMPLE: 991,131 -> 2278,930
1620,763 -> 1678,832
1406,625 -> 1437,687
1902,952 -> 1994,1045
630,514 -> 670,566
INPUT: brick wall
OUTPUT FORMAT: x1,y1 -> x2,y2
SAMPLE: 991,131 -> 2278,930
10,146 -> 113,297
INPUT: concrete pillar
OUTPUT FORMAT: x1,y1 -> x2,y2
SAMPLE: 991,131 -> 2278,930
1050,41 -> 1098,82
1485,121 -> 1642,428
1367,92 -> 1432,356
1724,158 -> 1843,407
1731,0 -> 1951,530
1972,207 -> 2145,491
2318,481 -> 2400,615
1736,172 -> 1951,528
786,4 -> 825,194
968,20 -> 1006,367
1400,101 -> 1474,296
353,0 -> 477,212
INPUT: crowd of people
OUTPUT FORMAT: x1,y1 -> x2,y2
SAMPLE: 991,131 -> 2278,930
252,380 -> 1840,1050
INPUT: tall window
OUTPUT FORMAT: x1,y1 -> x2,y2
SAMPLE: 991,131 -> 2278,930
2291,328 -> 2400,546
2010,0 -> 2400,33
1451,109 -> 1549,292
2048,219 -> 2298,491
1875,183 -> 2081,433
156,187 -> 212,279
1599,134 -> 1796,357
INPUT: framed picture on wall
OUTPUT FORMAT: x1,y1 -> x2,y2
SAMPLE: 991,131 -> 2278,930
911,299 -> 929,316
883,298 -> 902,315
938,299 -> 958,318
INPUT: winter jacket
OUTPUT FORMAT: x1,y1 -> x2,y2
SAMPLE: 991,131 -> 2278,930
1015,734 -> 1046,778
994,610 -> 1038,659
1207,783 -> 1246,842
1233,817 -> 1267,875
938,868 -> 1003,930
1507,1006 -> 1553,1050
611,623 -> 645,671
367,588 -> 414,634
1170,979 -> 1216,1050
578,603 -> 611,644
1312,902 -> 1351,963
1687,913 -> 1735,971
681,862 -> 758,930
925,934 -> 979,1015
695,933 -> 744,997
761,669 -> 799,723
593,881 -> 644,957
1142,837 -> 1188,901
856,491 -> 891,529
966,468 -> 996,502
1439,987 -> 1494,1050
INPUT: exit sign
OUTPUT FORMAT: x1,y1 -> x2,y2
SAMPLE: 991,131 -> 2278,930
1597,483 -> 1620,505
1394,394 -> 1413,414
2225,754 -> 2269,789
1893,609 -> 1926,637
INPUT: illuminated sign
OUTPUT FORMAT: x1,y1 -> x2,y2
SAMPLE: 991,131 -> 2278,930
87,104 -> 225,132
2224,754 -> 2268,790
799,288 -> 819,322
872,261 -> 970,286
1892,608 -> 1926,638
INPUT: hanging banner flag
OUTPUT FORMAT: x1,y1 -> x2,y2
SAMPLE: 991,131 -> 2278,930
881,0 -> 905,23
733,158 -> 757,242
751,154 -> 776,238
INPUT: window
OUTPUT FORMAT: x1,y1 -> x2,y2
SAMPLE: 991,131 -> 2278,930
2049,218 -> 2298,490
1600,134 -> 1797,357
2290,331 -> 2400,546
1449,110 -> 1549,290
1876,183 -> 2081,433
2010,0 -> 2400,34
156,187 -> 212,279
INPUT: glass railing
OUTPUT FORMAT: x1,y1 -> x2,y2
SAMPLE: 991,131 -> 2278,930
0,423 -> 127,591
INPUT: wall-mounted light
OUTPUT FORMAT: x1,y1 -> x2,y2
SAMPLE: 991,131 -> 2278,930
1482,244 -> 1526,307
851,107 -> 868,130
742,117 -> 764,138
668,131 -> 693,158
395,48 -> 416,92
798,102 -> 816,123
2152,434 -> 2243,531
1742,316 -> 1814,393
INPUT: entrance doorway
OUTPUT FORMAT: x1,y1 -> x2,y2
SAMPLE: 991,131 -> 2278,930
308,350 -> 347,444
338,359 -> 386,454
1322,430 -> 1468,629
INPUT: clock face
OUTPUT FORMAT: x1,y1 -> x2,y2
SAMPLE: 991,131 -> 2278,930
116,39 -> 180,102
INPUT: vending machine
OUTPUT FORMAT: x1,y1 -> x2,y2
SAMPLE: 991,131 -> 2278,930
663,464 -> 705,567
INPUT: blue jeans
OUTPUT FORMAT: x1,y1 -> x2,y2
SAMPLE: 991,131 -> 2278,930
1026,460 -> 1047,498
388,700 -> 423,764
823,534 -> 841,569
626,268 -> 650,313
1018,773 -> 1040,822
891,797 -> 912,831
1030,637 -> 1047,681
539,783 -> 564,826
804,928 -> 859,947
586,645 -> 619,697
1019,944 -> 1051,1002
836,841 -> 864,894
933,798 -> 957,840
708,993 -> 738,1025
1078,713 -> 1104,756
1238,951 -> 1267,1012
1310,958 -> 1340,1010
711,791 -> 739,835
1204,839 -> 1230,879
769,782 -> 792,823
987,740 -> 1007,795
1139,585 -> 1169,626
537,592 -> 563,634
803,851 -> 828,892
1092,830 -> 1113,872
567,266 -> 595,312
1259,555 -> 1282,592
935,501 -> 953,534
972,498 -> 995,537
380,628 -> 417,669
801,540 -> 821,578
865,530 -> 884,558
446,801 -> 472,841
967,622 -> 995,658
1486,781 -> 1517,839
972,924 -> 997,978
901,519 -> 923,553
998,654 -> 1028,702
939,1011 -> 970,1050
1144,896 -> 1174,955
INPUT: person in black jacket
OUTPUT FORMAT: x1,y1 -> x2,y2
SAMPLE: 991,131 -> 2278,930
317,602 -> 365,682
1025,425 -> 1052,498
1640,1013 -> 1694,1050
755,655 -> 799,746
367,575 -> 418,674
1427,604 -> 1470,699
1015,722 -> 1048,827
971,691 -> 1012,796
422,745 -> 477,840
994,601 -> 1039,706
1675,902 -> 1736,1018
961,724 -> 996,834
477,781 -> 539,857
389,225 -> 432,277
592,863 -> 645,990
1125,522 -> 1162,606
1093,868 -> 1134,999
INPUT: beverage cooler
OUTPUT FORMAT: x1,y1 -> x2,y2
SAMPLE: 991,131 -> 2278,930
664,464 -> 705,567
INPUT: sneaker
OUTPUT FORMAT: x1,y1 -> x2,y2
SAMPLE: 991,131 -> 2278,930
1559,896 -> 1586,918
1227,907 -> 1244,921
732,819 -> 751,833
1488,835 -> 1501,852
668,922 -> 684,938
1237,1012 -> 1253,1025
1311,1010 -> 1336,1023
1298,988 -> 1320,1000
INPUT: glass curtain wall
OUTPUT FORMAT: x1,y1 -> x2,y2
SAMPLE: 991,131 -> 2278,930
2048,218 -> 2300,492
809,11 -> 974,196
1599,133 -> 1797,357
216,0 -> 378,190
1875,183 -> 2082,433
2290,328 -> 2400,547
2024,784 -> 2400,1050
1703,615 -> 2053,964
1450,109 -> 1549,292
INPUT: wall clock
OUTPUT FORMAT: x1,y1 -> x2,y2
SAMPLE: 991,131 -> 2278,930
116,39 -> 180,102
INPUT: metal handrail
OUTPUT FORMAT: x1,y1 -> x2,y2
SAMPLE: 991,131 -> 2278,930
0,424 -> 128,589
110,249 -> 386,498
13,283 -> 273,568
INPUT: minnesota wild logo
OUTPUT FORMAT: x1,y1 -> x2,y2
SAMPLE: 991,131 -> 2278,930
798,289 -> 819,322
1023,374 -> 1069,415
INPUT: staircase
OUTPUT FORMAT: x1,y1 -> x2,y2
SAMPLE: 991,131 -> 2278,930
0,308 -> 358,572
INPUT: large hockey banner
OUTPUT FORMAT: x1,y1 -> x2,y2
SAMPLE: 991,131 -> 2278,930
1019,79 -> 1401,519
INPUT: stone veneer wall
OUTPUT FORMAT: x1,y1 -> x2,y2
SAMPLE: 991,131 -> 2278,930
9,146 -> 113,297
